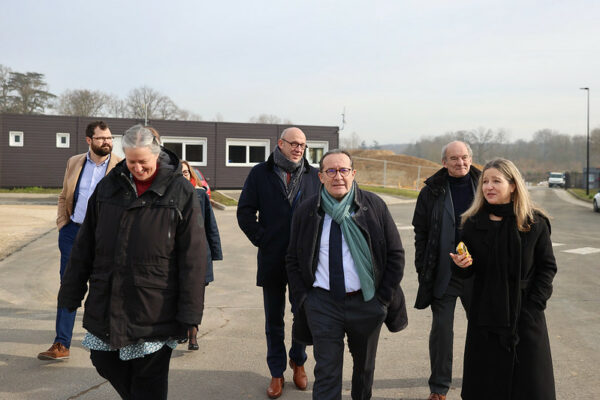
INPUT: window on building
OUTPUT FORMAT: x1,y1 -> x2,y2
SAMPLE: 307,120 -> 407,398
226,139 -> 270,166
112,136 -> 124,159
9,131 -> 24,147
161,137 -> 207,166
56,132 -> 70,148
306,141 -> 329,166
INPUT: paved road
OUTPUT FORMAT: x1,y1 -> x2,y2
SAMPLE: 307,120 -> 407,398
0,187 -> 598,399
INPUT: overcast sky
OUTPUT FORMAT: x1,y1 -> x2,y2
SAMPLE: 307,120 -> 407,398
2,0 -> 600,144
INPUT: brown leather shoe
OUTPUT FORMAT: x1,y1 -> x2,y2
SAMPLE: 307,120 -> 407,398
37,342 -> 70,360
428,393 -> 446,400
267,377 -> 284,399
289,360 -> 308,390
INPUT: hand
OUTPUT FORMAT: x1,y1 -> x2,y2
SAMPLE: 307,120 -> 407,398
450,252 -> 473,268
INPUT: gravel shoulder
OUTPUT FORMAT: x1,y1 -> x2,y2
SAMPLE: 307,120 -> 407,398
0,204 -> 57,261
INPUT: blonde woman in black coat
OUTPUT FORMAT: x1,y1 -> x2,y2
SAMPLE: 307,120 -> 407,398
450,158 -> 556,399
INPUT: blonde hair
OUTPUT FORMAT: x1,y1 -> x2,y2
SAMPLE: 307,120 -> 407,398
461,158 -> 549,232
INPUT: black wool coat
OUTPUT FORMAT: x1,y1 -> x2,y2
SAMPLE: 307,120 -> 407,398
412,166 -> 480,309
286,187 -> 407,344
58,149 -> 207,349
237,154 -> 320,287
456,211 -> 557,400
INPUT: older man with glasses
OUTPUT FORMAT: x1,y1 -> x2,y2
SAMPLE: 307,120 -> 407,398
237,127 -> 321,399
286,149 -> 407,400
38,121 -> 121,361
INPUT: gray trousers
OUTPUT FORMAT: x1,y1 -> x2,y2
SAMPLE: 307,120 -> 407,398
429,275 -> 472,395
304,287 -> 387,400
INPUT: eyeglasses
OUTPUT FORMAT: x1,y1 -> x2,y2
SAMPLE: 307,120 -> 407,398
281,138 -> 307,150
92,136 -> 113,143
182,170 -> 190,176
323,168 -> 352,178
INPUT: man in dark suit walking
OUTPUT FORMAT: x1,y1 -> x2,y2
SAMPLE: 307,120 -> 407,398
237,127 -> 321,399
286,150 -> 406,400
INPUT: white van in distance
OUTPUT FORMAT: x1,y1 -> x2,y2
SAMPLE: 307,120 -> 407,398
548,172 -> 566,188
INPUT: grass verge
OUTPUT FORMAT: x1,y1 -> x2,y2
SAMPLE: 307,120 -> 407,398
567,188 -> 595,202
0,187 -> 61,194
211,191 -> 238,206
360,184 -> 420,199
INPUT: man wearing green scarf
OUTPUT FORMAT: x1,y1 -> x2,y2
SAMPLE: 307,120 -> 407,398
286,150 -> 407,400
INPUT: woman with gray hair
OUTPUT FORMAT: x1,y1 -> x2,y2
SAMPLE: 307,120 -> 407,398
58,124 -> 207,399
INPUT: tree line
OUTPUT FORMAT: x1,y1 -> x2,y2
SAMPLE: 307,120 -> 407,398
1,64 -> 201,120
342,127 -> 599,184
1,64 -> 292,124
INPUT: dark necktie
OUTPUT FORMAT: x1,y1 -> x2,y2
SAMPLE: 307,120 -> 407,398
286,172 -> 291,185
329,220 -> 345,300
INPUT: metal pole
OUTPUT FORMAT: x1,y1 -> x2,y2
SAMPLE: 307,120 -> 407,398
581,88 -> 590,195
416,165 -> 421,190
580,88 -> 590,195
383,160 -> 387,187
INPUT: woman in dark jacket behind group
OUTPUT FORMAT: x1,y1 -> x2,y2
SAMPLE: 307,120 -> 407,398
180,160 -> 223,350
450,158 -> 557,399
58,125 -> 207,400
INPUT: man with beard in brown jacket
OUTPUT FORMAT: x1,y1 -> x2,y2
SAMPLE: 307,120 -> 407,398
38,121 -> 121,361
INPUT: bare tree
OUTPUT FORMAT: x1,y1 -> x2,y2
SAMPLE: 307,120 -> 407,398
463,127 -> 508,162
106,95 -> 127,118
125,86 -> 181,120
339,131 -> 362,149
0,64 -> 11,112
57,89 -> 110,116
154,96 -> 179,120
175,108 -> 202,121
7,71 -> 56,114
249,114 -> 290,124
213,112 -> 224,122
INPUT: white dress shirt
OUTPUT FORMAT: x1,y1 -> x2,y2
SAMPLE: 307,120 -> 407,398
313,214 -> 362,293
71,153 -> 110,224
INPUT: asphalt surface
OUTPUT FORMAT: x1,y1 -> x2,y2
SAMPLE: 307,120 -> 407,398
0,187 -> 598,399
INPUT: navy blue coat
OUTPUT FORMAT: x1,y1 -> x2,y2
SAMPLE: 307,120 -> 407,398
237,154 -> 320,287
196,188 -> 222,283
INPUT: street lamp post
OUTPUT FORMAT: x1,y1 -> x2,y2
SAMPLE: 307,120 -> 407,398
580,87 -> 590,196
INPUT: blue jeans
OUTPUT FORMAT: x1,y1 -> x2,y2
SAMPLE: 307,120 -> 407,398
54,221 -> 80,348
263,284 -> 307,377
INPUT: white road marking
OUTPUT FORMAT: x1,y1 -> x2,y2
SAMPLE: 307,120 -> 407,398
396,224 -> 413,230
552,242 -> 565,247
562,247 -> 600,255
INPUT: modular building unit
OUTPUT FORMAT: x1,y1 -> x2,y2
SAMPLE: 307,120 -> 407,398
0,113 -> 338,189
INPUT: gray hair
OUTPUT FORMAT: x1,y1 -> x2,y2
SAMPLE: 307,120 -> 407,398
122,124 -> 161,155
319,149 -> 354,171
280,127 -> 303,139
441,140 -> 473,161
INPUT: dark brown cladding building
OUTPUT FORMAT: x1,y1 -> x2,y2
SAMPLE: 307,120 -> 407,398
0,113 -> 338,189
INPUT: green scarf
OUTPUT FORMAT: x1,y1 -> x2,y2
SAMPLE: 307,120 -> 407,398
320,183 -> 375,301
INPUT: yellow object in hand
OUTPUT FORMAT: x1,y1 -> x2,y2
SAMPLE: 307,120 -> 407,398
456,241 -> 470,257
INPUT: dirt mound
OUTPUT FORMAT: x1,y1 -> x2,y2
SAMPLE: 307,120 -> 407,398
347,149 -> 441,189
349,149 -> 441,168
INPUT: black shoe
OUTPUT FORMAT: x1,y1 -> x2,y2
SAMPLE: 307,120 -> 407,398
187,325 -> 199,350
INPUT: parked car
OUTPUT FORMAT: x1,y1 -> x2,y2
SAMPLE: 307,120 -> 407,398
594,190 -> 600,212
193,168 -> 211,200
